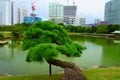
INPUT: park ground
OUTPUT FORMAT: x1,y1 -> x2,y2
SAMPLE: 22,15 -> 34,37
0,67 -> 120,80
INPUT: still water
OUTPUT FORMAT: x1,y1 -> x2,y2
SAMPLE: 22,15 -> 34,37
0,36 -> 120,75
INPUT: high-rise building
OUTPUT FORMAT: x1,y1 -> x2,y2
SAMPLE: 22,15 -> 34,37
49,2 -> 64,23
104,0 -> 120,24
17,7 -> 28,24
11,1 -> 14,25
63,5 -> 77,25
79,18 -> 86,26
0,0 -> 12,25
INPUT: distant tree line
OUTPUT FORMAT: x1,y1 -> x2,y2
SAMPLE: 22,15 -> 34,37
63,24 -> 120,34
0,23 -> 31,37
1,22 -> 120,38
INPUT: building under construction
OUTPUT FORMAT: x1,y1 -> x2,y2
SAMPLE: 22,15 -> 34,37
49,0 -> 77,25
63,5 -> 77,24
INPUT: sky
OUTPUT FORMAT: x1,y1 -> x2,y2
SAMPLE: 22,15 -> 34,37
13,0 -> 110,24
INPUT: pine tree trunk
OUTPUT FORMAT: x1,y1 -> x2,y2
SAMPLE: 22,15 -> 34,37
46,59 -> 87,80
49,63 -> 52,76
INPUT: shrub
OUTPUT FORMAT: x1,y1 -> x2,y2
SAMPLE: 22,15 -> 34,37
0,33 -> 4,39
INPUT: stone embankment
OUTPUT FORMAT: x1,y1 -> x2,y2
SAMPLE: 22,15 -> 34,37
0,73 -> 11,76
69,33 -> 116,38
0,41 -> 8,45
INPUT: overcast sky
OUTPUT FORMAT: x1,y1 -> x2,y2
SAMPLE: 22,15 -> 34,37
13,0 -> 110,24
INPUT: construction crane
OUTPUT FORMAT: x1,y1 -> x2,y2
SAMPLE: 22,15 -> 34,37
31,0 -> 37,22
31,0 -> 37,12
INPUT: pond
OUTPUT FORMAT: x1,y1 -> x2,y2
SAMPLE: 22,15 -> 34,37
0,36 -> 120,76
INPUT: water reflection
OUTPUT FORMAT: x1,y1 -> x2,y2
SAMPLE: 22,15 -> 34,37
0,39 -> 22,61
73,42 -> 102,68
101,43 -> 120,67
70,35 -> 120,68
0,45 -> 13,61
0,39 -> 64,75
0,36 -> 120,75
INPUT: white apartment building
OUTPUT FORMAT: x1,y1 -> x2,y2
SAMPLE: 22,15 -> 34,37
16,7 -> 28,24
0,0 -> 12,25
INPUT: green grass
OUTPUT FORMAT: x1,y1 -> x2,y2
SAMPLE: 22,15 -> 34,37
0,31 -> 12,38
0,74 -> 63,80
82,68 -> 120,80
0,68 -> 120,80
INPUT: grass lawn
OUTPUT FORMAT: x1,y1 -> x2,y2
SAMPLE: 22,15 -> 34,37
0,74 -> 63,80
0,68 -> 120,80
83,67 -> 120,80
0,31 -> 12,38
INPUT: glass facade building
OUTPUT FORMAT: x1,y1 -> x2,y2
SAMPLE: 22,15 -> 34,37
49,3 -> 64,23
105,0 -> 120,24
49,3 -> 77,25
0,0 -> 12,25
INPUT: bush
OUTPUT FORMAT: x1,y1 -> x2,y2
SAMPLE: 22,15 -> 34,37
0,33 -> 4,39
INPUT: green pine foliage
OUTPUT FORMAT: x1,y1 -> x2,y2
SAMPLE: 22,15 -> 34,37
22,21 -> 85,63
26,43 -> 59,62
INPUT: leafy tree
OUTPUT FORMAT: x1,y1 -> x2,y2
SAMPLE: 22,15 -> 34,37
107,24 -> 119,33
89,26 -> 97,33
11,23 -> 31,37
0,26 -> 12,31
22,21 -> 86,77
65,25 -> 78,32
96,24 -> 108,33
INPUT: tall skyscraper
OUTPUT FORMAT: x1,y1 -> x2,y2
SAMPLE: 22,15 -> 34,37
0,0 -> 12,25
49,2 -> 64,23
105,0 -> 120,24
64,5 -> 77,25
16,7 -> 28,24
11,1 -> 14,25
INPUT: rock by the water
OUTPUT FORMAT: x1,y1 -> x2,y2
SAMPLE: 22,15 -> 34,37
0,41 -> 8,45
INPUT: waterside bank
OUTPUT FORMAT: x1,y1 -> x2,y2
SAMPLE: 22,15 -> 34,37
69,33 -> 116,38
0,41 -> 8,45
0,67 -> 120,80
